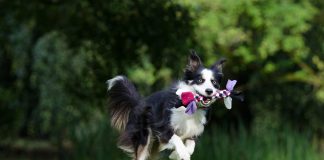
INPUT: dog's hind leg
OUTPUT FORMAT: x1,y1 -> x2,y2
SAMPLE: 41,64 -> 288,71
135,129 -> 152,160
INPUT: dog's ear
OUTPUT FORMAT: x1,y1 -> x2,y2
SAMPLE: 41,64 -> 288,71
186,50 -> 202,73
211,58 -> 226,72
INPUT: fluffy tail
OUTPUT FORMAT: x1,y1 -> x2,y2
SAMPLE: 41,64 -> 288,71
106,76 -> 141,132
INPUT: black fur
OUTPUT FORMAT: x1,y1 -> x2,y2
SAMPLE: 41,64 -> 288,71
210,58 -> 226,83
108,78 -> 180,156
107,50 -> 226,159
184,50 -> 204,81
107,76 -> 142,132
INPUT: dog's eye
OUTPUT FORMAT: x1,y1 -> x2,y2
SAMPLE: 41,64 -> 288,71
212,80 -> 220,88
198,78 -> 204,84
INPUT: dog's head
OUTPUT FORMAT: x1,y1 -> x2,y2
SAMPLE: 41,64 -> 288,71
182,50 -> 226,99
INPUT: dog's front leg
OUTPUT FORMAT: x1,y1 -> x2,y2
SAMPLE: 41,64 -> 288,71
168,134 -> 190,160
169,139 -> 196,159
185,139 -> 195,155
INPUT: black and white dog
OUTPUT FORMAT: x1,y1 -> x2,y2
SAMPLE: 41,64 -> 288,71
106,50 -> 226,160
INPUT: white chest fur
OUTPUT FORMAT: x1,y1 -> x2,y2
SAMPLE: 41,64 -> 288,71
170,106 -> 206,139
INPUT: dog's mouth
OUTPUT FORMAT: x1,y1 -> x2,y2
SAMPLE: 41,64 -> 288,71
202,96 -> 212,102
196,91 -> 212,99
196,92 -> 214,106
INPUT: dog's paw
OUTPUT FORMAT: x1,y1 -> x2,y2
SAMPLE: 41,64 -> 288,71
169,150 -> 190,160
169,151 -> 178,160
176,149 -> 191,160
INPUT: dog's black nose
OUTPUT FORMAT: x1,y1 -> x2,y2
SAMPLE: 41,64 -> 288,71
205,88 -> 213,95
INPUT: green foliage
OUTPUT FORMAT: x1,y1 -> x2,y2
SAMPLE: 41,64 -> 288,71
179,0 -> 324,133
0,0 -> 324,159
181,0 -> 316,60
127,54 -> 173,94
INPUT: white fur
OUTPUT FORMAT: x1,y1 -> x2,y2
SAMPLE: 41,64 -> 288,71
106,75 -> 124,90
170,107 -> 206,139
173,81 -> 207,140
118,145 -> 133,153
166,76 -> 213,159
168,138 -> 196,160
169,151 -> 178,159
168,134 -> 190,160
159,141 -> 174,151
185,139 -> 196,155
137,129 -> 152,160
192,69 -> 218,97
176,81 -> 196,96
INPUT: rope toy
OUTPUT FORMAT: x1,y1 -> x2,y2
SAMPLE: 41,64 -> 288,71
180,80 -> 243,115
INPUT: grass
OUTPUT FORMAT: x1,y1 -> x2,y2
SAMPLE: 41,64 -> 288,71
1,119 -> 322,160
69,117 -> 323,160
192,126 -> 323,160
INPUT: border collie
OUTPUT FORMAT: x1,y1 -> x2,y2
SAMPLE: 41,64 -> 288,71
106,50 -> 226,160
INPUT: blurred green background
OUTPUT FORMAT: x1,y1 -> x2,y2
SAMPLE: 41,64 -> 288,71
0,0 -> 323,159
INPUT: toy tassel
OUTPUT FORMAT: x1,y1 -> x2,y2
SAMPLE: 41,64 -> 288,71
224,80 -> 237,110
185,101 -> 197,115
